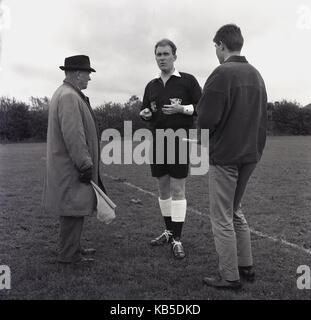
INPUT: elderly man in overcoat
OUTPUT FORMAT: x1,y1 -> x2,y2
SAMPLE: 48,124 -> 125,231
43,55 -> 103,264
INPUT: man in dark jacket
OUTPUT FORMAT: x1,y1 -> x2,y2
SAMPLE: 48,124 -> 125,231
197,24 -> 267,289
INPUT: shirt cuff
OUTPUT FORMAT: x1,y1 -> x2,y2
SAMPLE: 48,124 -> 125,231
182,104 -> 194,115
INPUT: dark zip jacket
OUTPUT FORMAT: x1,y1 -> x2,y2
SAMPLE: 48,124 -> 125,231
197,56 -> 267,165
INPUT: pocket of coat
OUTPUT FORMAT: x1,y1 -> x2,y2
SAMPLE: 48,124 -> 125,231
68,182 -> 96,212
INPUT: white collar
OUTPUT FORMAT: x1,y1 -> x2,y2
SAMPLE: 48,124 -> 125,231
156,68 -> 181,79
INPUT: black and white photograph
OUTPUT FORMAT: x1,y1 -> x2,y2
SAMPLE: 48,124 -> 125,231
1,0 -> 311,305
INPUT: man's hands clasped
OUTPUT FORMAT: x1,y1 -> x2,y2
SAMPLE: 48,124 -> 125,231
162,101 -> 183,115
140,100 -> 183,120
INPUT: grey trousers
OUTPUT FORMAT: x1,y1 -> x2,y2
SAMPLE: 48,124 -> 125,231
58,216 -> 84,263
209,163 -> 256,281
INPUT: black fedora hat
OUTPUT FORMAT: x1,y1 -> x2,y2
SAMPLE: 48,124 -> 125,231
59,55 -> 96,72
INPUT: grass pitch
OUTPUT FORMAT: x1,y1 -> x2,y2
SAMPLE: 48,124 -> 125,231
0,137 -> 311,300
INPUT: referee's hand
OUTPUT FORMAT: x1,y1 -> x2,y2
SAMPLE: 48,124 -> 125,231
162,103 -> 183,114
140,108 -> 152,120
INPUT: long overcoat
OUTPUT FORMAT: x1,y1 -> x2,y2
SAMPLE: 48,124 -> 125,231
43,82 -> 100,217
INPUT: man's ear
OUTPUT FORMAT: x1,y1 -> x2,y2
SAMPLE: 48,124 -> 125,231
220,42 -> 229,52
173,54 -> 177,62
219,41 -> 225,51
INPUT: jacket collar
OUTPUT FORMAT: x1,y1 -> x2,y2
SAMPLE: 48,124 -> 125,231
63,80 -> 100,140
224,55 -> 248,64
63,80 -> 90,104
156,68 -> 181,79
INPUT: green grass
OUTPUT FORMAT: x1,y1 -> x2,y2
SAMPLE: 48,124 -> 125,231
0,137 -> 311,300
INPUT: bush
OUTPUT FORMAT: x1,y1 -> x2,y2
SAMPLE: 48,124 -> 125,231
94,102 -> 125,135
1,95 -> 311,143
28,97 -> 49,141
301,107 -> 311,135
271,100 -> 310,135
94,95 -> 144,137
0,97 -> 31,142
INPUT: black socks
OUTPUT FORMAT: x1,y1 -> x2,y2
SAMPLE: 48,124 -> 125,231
171,221 -> 183,240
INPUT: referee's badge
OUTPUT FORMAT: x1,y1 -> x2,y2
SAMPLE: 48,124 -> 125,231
150,101 -> 157,112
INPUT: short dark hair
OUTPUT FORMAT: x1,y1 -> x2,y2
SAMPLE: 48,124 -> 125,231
154,39 -> 177,55
213,24 -> 244,52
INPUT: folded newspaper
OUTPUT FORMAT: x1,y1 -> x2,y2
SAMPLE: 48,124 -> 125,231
91,180 -> 116,224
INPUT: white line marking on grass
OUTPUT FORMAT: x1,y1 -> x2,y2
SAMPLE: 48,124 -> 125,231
124,181 -> 204,215
249,228 -> 311,255
103,173 -> 202,216
103,173 -> 311,256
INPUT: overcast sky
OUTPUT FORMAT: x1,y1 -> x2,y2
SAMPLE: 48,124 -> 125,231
0,0 -> 310,107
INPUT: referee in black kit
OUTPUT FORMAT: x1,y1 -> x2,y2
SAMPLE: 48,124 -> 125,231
140,39 -> 201,259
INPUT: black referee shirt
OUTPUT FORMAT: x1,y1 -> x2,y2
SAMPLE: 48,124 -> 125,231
142,72 -> 202,129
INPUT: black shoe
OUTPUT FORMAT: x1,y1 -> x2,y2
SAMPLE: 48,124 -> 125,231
150,230 -> 173,246
171,239 -> 185,259
80,248 -> 96,255
239,266 -> 255,282
203,276 -> 242,290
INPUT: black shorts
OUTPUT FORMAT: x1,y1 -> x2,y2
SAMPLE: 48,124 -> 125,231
150,129 -> 190,179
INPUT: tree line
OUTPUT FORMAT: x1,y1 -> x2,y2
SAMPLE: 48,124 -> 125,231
0,95 -> 311,142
